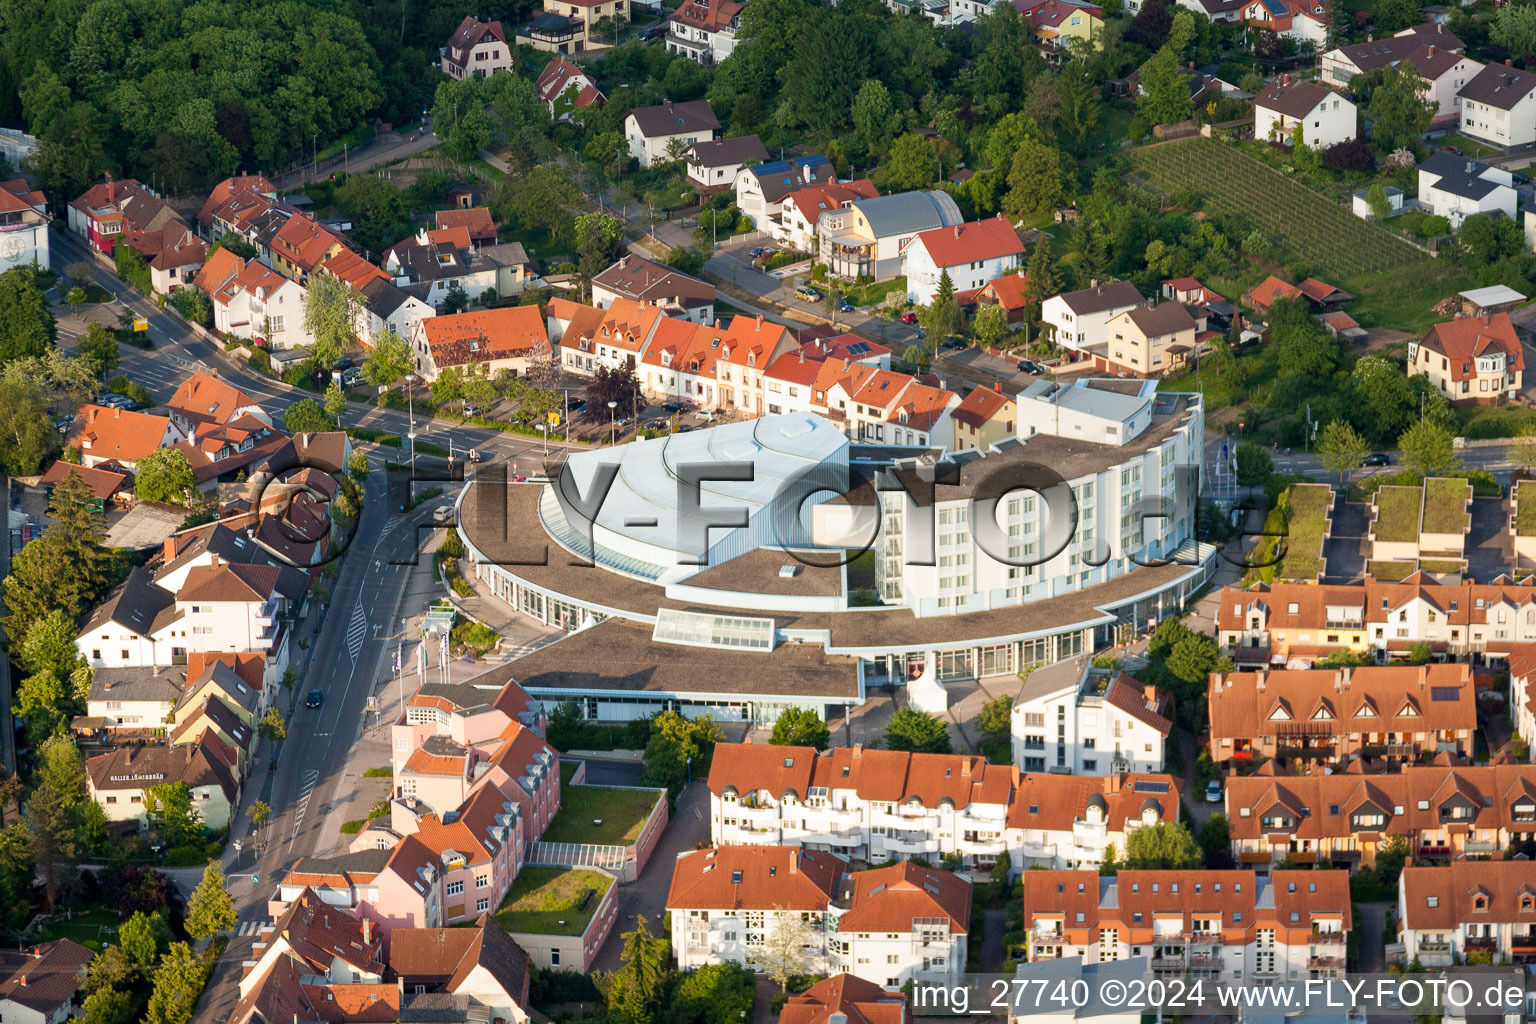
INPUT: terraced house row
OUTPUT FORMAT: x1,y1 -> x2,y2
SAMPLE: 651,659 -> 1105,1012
1223,764 -> 1536,870
707,741 -> 1180,870
1398,860 -> 1536,966
1022,870 -> 1352,982
1217,576 -> 1536,664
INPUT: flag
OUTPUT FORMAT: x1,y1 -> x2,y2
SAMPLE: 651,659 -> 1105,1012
440,629 -> 450,663
393,640 -> 401,676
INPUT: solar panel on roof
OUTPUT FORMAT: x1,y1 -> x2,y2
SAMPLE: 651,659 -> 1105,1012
1430,686 -> 1460,701
847,342 -> 870,356
1133,780 -> 1170,793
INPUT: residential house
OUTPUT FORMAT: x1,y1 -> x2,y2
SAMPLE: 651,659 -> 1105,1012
174,654 -> 270,725
639,317 -> 722,408
707,741 -> 1181,870
410,305 -> 552,381
119,219 -> 207,295
1022,869 -> 1351,982
0,177 -> 51,271
777,179 -> 881,252
624,99 -> 719,168
442,16 -> 514,79
390,677 -> 544,779
435,208 -> 498,252
667,0 -> 745,66
1319,23 -> 1464,91
735,155 -> 837,232
668,847 -> 971,989
265,212 -> 346,279
714,314 -> 797,417
817,191 -> 965,281
903,216 -> 1026,306
535,55 -> 604,121
592,253 -> 715,322
1206,663 -> 1477,767
1511,645 -> 1536,754
780,975 -> 910,1024
197,253 -> 316,350
166,371 -> 273,432
354,276 -> 436,348
1398,861 -> 1536,966
1009,656 -> 1173,775
1242,0 -> 1329,46
169,691 -> 256,777
85,735 -> 240,830
685,135 -> 769,192
196,174 -> 279,240
0,941 -> 92,1024
761,348 -> 825,416
66,405 -> 187,468
1023,0 -> 1102,54
385,917 -> 532,1023
82,665 -> 186,736
1407,312 -> 1524,404
35,462 -> 130,511
1254,77 -> 1357,149
558,297 -> 664,376
954,270 -> 1031,326
238,889 -> 386,1000
1041,281 -> 1145,358
951,384 -> 1016,452
1097,301 -> 1199,377
1459,62 -> 1536,148
1417,151 -> 1517,227
758,334 -> 891,416
384,227 -> 501,309
67,179 -> 176,256
1225,764 -> 1536,871
1170,0 -> 1245,25
517,0 -> 628,54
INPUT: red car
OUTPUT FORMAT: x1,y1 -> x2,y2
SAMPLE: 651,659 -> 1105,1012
899,312 -> 919,324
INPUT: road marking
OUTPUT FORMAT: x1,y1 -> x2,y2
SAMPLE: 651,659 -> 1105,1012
286,769 -> 321,853
346,603 -> 368,660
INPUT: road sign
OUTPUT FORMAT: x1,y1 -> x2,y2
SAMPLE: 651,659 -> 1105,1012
547,411 -> 560,425
132,317 -> 148,332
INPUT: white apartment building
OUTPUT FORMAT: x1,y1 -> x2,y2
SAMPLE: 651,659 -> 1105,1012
624,99 -> 719,168
706,742 -> 1182,872
1398,861 -> 1536,966
1024,870 -> 1351,983
1009,657 -> 1172,774
1459,64 -> 1536,148
871,378 -> 1203,618
1255,77 -> 1357,150
1042,281 -> 1145,357
668,846 -> 971,990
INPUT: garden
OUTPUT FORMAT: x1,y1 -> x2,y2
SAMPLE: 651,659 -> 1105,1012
542,785 -> 660,847
496,866 -> 613,937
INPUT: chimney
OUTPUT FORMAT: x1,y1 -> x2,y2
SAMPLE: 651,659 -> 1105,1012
1107,773 -> 1123,795
1428,45 -> 1435,56
104,678 -> 112,691
1508,59 -> 1514,67
113,407 -> 121,419
843,357 -> 850,370
961,759 -> 972,777
363,918 -> 372,944
954,225 -> 962,238
789,851 -> 799,874
1256,669 -> 1267,692
852,744 -> 863,759
17,975 -> 24,987
756,314 -> 763,326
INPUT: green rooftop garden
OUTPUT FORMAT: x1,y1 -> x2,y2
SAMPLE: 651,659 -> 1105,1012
496,867 -> 612,937
1367,559 -> 1417,581
1373,486 -> 1422,544
1517,481 -> 1536,537
1421,478 -> 1471,536
1418,559 -> 1465,574
1276,484 -> 1332,581
541,785 -> 660,847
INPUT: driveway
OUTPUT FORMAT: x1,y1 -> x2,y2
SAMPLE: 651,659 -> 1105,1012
1355,903 -> 1389,972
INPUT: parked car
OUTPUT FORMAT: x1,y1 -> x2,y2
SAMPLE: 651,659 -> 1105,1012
469,449 -> 483,463
341,368 -> 364,387
795,285 -> 823,302
749,246 -> 772,258
1205,780 -> 1222,804
940,338 -> 966,351
837,298 -> 855,313
332,357 -> 354,372
305,689 -> 323,708
899,311 -> 919,324
1363,452 -> 1392,466
914,327 -> 927,340
462,402 -> 482,417
662,401 -> 685,413
1017,359 -> 1044,374
432,505 -> 454,525
638,23 -> 666,39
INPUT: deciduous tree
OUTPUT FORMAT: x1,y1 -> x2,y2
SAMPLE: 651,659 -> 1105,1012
301,273 -> 365,369
144,942 -> 209,1024
885,707 -> 952,753
0,267 -> 55,366
185,861 -> 237,939
750,908 -> 818,993
283,398 -> 333,435
882,132 -> 940,190
323,380 -> 347,426
768,707 -> 830,750
135,449 -> 197,505
362,328 -> 413,387
1317,420 -> 1371,484
1398,419 -> 1458,477
1124,821 -> 1203,869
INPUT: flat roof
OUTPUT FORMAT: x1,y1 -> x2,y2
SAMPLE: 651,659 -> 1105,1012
1460,284 -> 1526,306
683,547 -> 845,597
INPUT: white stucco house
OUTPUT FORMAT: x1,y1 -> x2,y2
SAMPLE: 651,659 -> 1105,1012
1008,656 -> 1173,775
624,99 -> 719,168
903,215 -> 1026,306
1417,151 -> 1517,228
1254,76 -> 1357,150
1459,63 -> 1536,148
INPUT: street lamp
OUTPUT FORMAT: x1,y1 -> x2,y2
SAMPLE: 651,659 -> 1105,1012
406,373 -> 417,476
607,400 -> 618,446
538,421 -> 549,455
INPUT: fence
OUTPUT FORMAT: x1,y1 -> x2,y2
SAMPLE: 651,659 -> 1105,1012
524,840 -> 634,880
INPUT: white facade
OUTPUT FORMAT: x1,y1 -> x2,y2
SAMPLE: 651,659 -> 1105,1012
360,292 -> 435,349
904,242 -> 1022,306
1042,290 -> 1143,355
625,116 -> 716,169
1418,162 -> 1517,228
1009,661 -> 1169,775
215,276 -> 316,351
1460,88 -> 1536,148
1424,56 -> 1484,118
1256,92 -> 1357,150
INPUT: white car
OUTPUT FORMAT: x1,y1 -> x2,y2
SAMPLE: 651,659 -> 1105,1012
1205,780 -> 1223,804
431,505 -> 454,525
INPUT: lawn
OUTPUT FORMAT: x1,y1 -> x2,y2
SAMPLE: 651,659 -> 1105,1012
1276,483 -> 1333,581
1374,486 -> 1423,543
32,909 -> 121,951
1419,558 -> 1466,573
542,785 -> 659,846
561,760 -> 579,786
837,276 -> 908,309
1129,138 -> 1472,333
1421,477 -> 1471,536
1367,559 -> 1417,581
496,867 -> 612,936
1518,481 -> 1536,537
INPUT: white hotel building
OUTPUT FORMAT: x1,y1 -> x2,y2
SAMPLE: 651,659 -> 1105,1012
454,380 -> 1213,725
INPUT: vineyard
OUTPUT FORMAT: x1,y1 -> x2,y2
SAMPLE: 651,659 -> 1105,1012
1129,138 -> 1472,331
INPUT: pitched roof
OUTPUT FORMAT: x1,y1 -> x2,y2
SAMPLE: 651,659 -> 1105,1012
270,888 -> 386,978
913,216 -> 1025,267
1053,280 -> 1143,315
269,214 -> 344,272
178,561 -> 306,604
1328,23 -> 1463,74
198,175 -> 277,229
68,405 -> 175,462
745,155 -> 837,203
887,381 -> 956,432
1255,77 -> 1342,119
1122,301 -> 1198,337
170,694 -> 254,750
782,179 -> 881,226
535,55 -> 603,109
592,254 -> 714,309
671,0 -> 745,32
668,846 -> 847,911
88,665 -> 186,704
1401,860 -> 1536,931
193,247 -> 245,294
850,191 -> 964,238
1418,313 -> 1524,381
37,460 -> 129,500
686,134 -> 769,168
626,99 -> 719,139
1208,663 -> 1477,741
182,653 -> 266,708
168,371 -> 261,427
837,861 -> 971,934
1246,275 -> 1302,309
952,385 -> 1013,430
780,975 -> 909,1024
980,271 -> 1031,310
81,566 -> 178,636
389,915 -> 530,1008
0,940 -> 91,1016
420,305 -> 551,369
85,735 -> 238,802
1104,672 -> 1173,735
434,207 -> 497,243
446,14 -> 507,56
1459,63 -> 1536,110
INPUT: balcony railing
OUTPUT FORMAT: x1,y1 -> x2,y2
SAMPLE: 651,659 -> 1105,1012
1463,840 -> 1500,853
1309,956 -> 1345,971
1364,744 -> 1419,758
1418,941 -> 1451,953
1311,930 -> 1345,946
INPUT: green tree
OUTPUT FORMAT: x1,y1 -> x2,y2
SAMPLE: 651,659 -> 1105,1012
323,380 -> 347,427
1057,58 -> 1101,151
605,916 -> 671,1024
144,943 -> 209,1024
146,782 -> 202,849
1492,4 -> 1536,61
1406,639 -> 1435,664
258,705 -> 287,742
248,799 -> 272,850
0,823 -> 34,935
1364,183 -> 1392,221
1003,138 -> 1067,219
1197,813 -> 1232,867
134,448 -> 197,504
1234,441 -> 1274,493
852,80 -> 894,156
4,470 -> 119,642
664,962 -> 754,1024
75,323 -> 121,381
575,213 -> 625,280
1317,420 -> 1371,485
1022,241 -> 1061,321
0,267 -> 56,365
1369,63 -> 1433,152
19,609 -> 84,679
1398,419 -> 1458,477
185,861 -> 237,939
362,328 -> 413,387
884,707 -> 952,753
301,273 -> 364,368
972,305 -> 1011,349
113,245 -> 152,294
440,284 -> 470,315
977,694 -> 1014,741
1137,45 -> 1193,126
80,987 -> 134,1024
768,707 -> 830,750
1509,426 -> 1536,478
25,735 -> 87,904
883,132 -> 941,190
1124,821 -> 1203,869
640,712 -> 722,796
283,398 -> 333,435
119,910 -> 170,967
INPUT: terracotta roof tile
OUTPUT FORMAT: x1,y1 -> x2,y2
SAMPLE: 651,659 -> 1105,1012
912,216 -> 1025,268
668,846 -> 846,911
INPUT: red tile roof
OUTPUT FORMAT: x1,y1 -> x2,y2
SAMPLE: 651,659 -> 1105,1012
837,861 -> 971,935
68,405 -> 177,462
1246,275 -> 1302,310
421,306 -> 551,369
951,385 -> 1013,431
912,216 -> 1025,268
1208,664 -> 1476,742
37,461 -> 129,500
535,55 -> 603,109
1418,313 -> 1524,382
168,370 -> 261,427
782,179 -> 881,227
668,846 -> 846,911
1401,860 -> 1536,931
780,975 -> 909,1024
435,207 -> 497,243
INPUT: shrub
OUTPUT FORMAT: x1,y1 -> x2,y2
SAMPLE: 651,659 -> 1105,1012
246,347 -> 272,374
339,820 -> 365,834
1321,138 -> 1375,172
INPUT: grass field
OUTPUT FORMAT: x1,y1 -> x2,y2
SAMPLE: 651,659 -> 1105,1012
496,867 -> 612,936
1367,559 -> 1417,580
542,785 -> 659,846
1374,486 -> 1423,543
31,909 -> 121,951
1129,139 -> 1472,332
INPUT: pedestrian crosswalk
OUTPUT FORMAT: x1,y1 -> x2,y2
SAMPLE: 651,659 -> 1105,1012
346,603 -> 368,661
236,920 -> 268,937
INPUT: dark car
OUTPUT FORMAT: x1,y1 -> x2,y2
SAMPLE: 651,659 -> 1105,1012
639,23 -> 667,39
899,312 -> 919,324
837,299 -> 855,313
305,689 -> 323,708
1441,145 -> 1461,156
662,401 -> 685,413
749,246 -> 772,258
940,338 -> 966,351
332,357 -> 354,372
1018,359 -> 1044,374
1364,452 -> 1392,466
